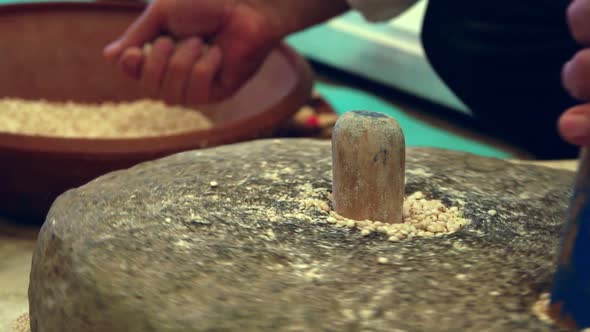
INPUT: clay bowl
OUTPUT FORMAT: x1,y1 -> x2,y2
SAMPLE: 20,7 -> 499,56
0,1 -> 314,222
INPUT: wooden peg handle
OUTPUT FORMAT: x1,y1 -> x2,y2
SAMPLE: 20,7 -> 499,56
331,111 -> 405,224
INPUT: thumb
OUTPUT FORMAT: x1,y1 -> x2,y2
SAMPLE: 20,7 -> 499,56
104,4 -> 163,60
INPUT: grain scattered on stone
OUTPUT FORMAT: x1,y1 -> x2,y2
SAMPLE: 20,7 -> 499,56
174,239 -> 191,248
531,293 -> 553,324
11,313 -> 30,332
388,236 -> 400,242
323,191 -> 469,243
377,257 -> 389,264
209,181 -> 219,188
304,188 -> 469,242
0,98 -> 213,138
253,185 -> 468,245
453,242 -> 469,251
265,229 -> 276,240
487,209 -> 497,216
341,308 -> 357,321
455,273 -> 468,281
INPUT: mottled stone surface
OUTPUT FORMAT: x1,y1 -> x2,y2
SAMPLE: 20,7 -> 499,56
29,139 -> 576,331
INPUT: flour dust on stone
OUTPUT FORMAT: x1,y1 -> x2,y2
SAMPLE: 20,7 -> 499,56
263,182 -> 470,243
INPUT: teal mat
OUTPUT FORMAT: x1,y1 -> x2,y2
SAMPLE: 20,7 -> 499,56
316,82 -> 512,158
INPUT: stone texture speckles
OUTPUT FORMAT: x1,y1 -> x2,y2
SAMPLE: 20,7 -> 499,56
29,139 -> 575,331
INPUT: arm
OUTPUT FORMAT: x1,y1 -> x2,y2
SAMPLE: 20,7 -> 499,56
104,0 -> 417,106
260,0 -> 350,35
104,0 -> 351,105
347,0 -> 419,22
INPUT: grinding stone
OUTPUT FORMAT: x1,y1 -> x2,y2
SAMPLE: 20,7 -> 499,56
28,139 -> 575,331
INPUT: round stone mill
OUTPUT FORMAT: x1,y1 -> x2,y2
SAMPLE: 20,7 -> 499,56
24,111 -> 583,331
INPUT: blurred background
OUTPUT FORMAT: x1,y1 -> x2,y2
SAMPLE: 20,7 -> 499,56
0,0 -> 530,159
287,0 -> 529,159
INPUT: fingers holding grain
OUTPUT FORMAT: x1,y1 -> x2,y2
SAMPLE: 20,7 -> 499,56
119,47 -> 144,80
141,37 -> 175,96
161,37 -> 204,105
186,46 -> 223,105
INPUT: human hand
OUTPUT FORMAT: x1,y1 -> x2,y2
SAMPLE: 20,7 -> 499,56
559,0 -> 590,146
103,0 -> 283,105
104,0 -> 349,106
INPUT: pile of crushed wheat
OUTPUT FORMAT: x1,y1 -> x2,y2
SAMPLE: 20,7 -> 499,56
11,313 -> 29,332
325,191 -> 469,241
0,98 -> 213,138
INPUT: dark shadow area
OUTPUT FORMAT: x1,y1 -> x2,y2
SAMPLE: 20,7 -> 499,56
309,60 -> 534,159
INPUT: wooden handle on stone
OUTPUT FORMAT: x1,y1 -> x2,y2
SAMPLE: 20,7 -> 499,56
331,111 -> 405,224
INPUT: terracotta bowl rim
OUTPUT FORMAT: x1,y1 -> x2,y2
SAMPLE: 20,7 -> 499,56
0,1 -> 314,155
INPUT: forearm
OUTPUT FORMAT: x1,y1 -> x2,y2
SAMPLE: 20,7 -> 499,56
258,0 -> 419,38
348,0 -> 418,22
256,0 -> 350,36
